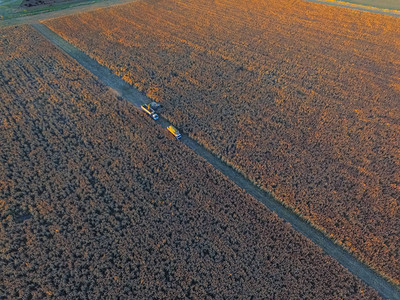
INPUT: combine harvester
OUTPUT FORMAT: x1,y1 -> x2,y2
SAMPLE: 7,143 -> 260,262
141,102 -> 181,140
141,103 -> 159,120
167,125 -> 181,139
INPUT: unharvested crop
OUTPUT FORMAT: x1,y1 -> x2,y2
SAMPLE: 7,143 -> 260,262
0,25 -> 381,299
45,0 -> 400,283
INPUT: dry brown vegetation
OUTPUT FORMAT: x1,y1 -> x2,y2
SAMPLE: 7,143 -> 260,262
0,25 -> 380,299
44,0 -> 400,284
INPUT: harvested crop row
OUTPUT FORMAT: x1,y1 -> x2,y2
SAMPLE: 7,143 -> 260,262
0,25 -> 379,299
44,0 -> 400,283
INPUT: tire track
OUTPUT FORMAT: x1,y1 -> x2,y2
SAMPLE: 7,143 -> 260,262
32,22 -> 400,300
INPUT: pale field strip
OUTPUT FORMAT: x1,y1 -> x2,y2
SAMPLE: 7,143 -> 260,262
305,0 -> 400,16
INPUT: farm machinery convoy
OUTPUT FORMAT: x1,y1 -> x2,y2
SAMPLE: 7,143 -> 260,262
141,102 -> 181,139
141,103 -> 159,120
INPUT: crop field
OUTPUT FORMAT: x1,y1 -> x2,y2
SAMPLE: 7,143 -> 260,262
44,0 -> 400,284
0,25 -> 381,298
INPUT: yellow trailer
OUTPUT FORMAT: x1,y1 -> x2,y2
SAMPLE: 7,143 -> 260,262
167,125 -> 181,139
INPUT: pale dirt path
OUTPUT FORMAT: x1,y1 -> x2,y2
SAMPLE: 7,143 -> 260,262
1,0 -> 399,28
304,0 -> 400,17
0,0 -> 136,27
32,22 -> 400,300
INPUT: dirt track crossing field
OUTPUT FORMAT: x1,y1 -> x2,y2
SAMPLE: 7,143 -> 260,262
1,24 -> 385,299
0,0 -> 136,27
42,0 -> 400,285
32,23 -> 400,300
1,0 -> 399,28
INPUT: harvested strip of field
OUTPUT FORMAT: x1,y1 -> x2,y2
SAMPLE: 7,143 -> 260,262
0,25 -> 379,299
44,0 -> 400,284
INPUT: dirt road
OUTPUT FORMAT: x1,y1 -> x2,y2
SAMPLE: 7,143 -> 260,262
1,0 -> 400,28
0,0 -> 135,26
32,22 -> 400,299
306,0 -> 400,16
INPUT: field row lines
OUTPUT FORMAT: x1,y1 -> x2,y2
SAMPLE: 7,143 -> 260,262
31,22 -> 400,300
1,0 -> 399,28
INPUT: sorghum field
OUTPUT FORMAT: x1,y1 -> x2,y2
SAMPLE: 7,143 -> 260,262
44,0 -> 400,283
0,25 -> 380,298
